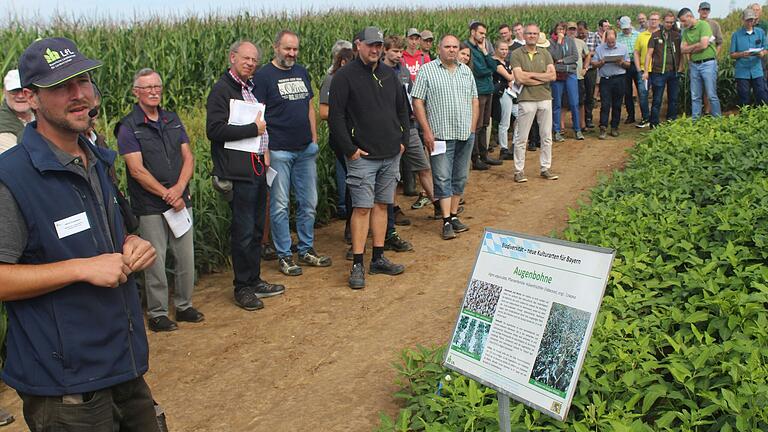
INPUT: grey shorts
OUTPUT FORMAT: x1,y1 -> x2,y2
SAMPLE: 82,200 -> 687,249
401,128 -> 430,172
346,154 -> 401,208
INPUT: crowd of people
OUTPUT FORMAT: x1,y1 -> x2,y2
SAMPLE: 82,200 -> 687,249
0,3 -> 765,429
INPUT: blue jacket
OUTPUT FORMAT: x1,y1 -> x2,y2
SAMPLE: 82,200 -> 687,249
0,123 -> 149,396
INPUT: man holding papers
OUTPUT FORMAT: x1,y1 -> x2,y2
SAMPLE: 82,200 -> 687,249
207,40 -> 285,311
412,34 -> 479,241
117,67 -> 203,332
592,29 -> 631,139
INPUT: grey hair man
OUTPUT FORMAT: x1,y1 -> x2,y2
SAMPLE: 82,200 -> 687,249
0,69 -> 34,153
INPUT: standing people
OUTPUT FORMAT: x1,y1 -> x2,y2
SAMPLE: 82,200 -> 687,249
420,30 -> 436,60
645,12 -> 683,128
592,29 -> 631,139
402,28 -> 431,82
510,26 -> 558,183
568,22 -> 591,132
549,22 -> 584,141
117,68 -> 202,332
0,37 -> 161,431
207,40 -> 286,310
511,23 -> 526,51
636,13 -> 648,32
698,2 -> 723,55
466,21 -> 502,170
729,8 -> 768,106
0,70 -> 33,152
578,21 -> 601,129
633,12 -> 660,128
254,30 -> 331,276
679,7 -> 722,119
328,27 -> 409,289
492,40 -> 516,160
412,34 -> 479,240
617,16 -> 640,125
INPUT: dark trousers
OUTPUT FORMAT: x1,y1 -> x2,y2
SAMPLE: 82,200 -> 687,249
600,75 -> 625,129
736,77 -> 768,106
230,174 -> 267,290
583,68 -> 597,124
19,376 -> 159,432
650,72 -> 680,126
472,94 -> 493,161
624,63 -> 639,121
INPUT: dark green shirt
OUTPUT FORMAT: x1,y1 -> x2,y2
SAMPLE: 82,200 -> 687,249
510,47 -> 554,102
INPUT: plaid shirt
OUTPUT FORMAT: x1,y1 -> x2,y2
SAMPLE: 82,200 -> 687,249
616,30 -> 640,61
410,59 -> 478,141
228,69 -> 269,154
585,31 -> 601,52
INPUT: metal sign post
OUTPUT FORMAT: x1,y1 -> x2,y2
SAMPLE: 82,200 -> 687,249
498,393 -> 511,432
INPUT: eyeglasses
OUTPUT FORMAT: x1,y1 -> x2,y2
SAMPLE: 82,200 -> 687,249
524,32 -> 539,35
134,85 -> 163,92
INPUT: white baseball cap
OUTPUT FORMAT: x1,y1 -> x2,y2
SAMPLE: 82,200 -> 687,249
3,69 -> 21,91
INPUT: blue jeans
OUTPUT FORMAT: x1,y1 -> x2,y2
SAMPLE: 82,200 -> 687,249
636,71 -> 650,121
230,176 -> 267,290
736,77 -> 768,106
269,142 -> 319,257
431,135 -> 474,199
650,72 -> 680,126
551,73 -> 581,133
689,60 -> 721,119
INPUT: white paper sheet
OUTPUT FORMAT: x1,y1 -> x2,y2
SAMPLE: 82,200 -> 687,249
163,207 -> 192,238
224,99 -> 265,153
431,140 -> 447,156
266,166 -> 278,187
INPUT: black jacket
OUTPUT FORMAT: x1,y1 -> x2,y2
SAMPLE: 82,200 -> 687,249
206,71 -> 263,182
328,58 -> 409,159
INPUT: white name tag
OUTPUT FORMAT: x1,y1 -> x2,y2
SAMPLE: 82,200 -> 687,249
54,212 -> 91,239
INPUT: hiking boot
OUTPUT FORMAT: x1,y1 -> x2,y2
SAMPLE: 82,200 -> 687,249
610,128 -> 620,137
148,316 -> 178,332
472,159 -> 489,170
585,121 -> 595,129
575,131 -> 585,140
553,132 -> 565,142
598,127 -> 607,140
411,193 -> 431,209
394,207 -> 411,226
514,172 -> 528,183
442,221 -> 457,240
234,287 -> 264,311
499,149 -> 515,160
298,248 -> 332,267
349,263 -> 366,289
278,256 -> 303,276
482,157 -> 503,166
262,243 -> 278,261
540,170 -> 559,180
384,231 -> 413,252
369,256 -> 405,275
451,217 -> 469,233
636,119 -> 649,128
175,307 -> 205,323
253,280 -> 286,298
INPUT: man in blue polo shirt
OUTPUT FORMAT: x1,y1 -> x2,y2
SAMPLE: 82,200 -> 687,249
730,8 -> 768,105
592,29 -> 631,139
0,37 -> 160,431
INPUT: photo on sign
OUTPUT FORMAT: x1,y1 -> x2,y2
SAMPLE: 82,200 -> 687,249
529,302 -> 591,395
451,315 -> 492,360
462,279 -> 503,320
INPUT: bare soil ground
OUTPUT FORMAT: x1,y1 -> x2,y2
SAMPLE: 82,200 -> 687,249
0,128 -> 640,432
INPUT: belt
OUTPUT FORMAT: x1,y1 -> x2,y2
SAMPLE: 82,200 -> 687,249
600,74 -> 625,79
691,58 -> 714,64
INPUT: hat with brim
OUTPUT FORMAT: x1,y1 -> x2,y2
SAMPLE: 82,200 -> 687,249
19,37 -> 102,88
743,8 -> 758,20
406,28 -> 421,38
420,30 -> 434,40
566,21 -> 578,29
360,27 -> 384,45
536,32 -> 550,48
3,70 -> 22,91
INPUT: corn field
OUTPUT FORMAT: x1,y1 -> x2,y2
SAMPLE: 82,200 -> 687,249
1,4 -> 717,273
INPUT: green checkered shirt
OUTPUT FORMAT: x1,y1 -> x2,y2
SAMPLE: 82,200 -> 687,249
617,30 -> 640,59
411,59 -> 478,141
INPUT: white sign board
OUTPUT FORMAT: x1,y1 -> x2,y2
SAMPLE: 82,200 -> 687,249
444,229 -> 614,421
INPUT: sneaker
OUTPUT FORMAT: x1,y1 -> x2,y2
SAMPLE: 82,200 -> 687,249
345,247 -> 353,261
369,256 -> 405,275
624,118 -> 635,124
234,287 -> 264,311
499,149 -> 515,160
585,121 -> 595,129
598,127 -> 607,140
472,160 -> 489,170
451,217 -> 469,233
575,131 -> 585,140
253,280 -> 286,298
610,128 -> 620,137
384,231 -> 413,252
553,132 -> 565,142
394,207 -> 411,226
636,119 -> 649,128
442,222 -> 457,240
349,263 -> 366,289
514,172 -> 528,183
175,307 -> 205,323
148,316 -> 178,332
278,256 -> 303,276
482,157 -> 503,166
457,205 -> 465,215
411,193 -> 431,209
540,170 -> 559,180
262,243 -> 278,261
298,248 -> 332,267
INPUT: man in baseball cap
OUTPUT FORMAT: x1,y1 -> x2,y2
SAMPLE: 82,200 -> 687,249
420,29 -> 436,59
0,69 -> 34,153
0,37 -> 162,431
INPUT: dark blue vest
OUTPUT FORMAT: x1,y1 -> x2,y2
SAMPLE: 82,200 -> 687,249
0,123 -> 149,396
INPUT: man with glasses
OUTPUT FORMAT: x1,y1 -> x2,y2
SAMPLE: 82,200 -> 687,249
0,70 -> 33,153
729,8 -> 768,106
420,30 -> 436,61
679,7 -> 722,119
645,12 -> 683,128
592,29 -> 631,139
117,68 -> 202,332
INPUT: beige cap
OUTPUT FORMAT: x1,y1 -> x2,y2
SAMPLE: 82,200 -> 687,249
420,30 -> 434,40
536,32 -> 551,48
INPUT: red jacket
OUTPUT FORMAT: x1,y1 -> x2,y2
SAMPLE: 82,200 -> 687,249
400,49 -> 431,82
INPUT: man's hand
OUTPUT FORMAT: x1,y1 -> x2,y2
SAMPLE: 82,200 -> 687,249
81,253 -> 131,288
255,111 -> 266,136
264,151 -> 270,167
422,129 -> 436,153
348,148 -> 369,161
400,144 -> 405,155
642,71 -> 649,81
163,184 -> 183,206
593,59 -> 605,68
171,197 -> 186,212
122,235 -> 156,273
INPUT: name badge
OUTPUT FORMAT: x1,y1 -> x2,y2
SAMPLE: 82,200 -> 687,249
54,212 -> 91,239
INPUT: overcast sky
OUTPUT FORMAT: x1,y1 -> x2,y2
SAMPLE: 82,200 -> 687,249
2,0 -> 759,23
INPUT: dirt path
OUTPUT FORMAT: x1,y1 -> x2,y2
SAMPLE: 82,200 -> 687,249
0,129 -> 638,432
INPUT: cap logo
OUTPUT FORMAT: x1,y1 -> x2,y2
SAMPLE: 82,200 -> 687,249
44,47 -> 76,70
44,48 -> 60,64
378,31 -> 383,39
